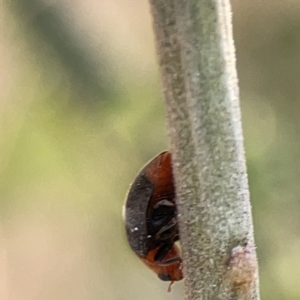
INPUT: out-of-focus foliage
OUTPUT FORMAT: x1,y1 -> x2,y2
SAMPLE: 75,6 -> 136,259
0,0 -> 299,299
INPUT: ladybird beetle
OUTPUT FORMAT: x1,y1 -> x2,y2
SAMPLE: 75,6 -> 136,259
123,151 -> 183,289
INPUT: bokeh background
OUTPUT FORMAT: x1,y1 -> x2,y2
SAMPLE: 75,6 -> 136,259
1,0 -> 300,299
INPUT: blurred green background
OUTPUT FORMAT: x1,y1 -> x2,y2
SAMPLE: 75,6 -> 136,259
1,0 -> 300,299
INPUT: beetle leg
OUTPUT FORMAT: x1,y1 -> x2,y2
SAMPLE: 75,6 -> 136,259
155,218 -> 177,238
157,256 -> 182,266
153,199 -> 174,209
154,244 -> 182,266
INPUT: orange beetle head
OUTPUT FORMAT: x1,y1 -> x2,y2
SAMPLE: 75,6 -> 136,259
141,244 -> 183,282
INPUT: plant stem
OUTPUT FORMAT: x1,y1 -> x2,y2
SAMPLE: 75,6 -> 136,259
148,0 -> 260,299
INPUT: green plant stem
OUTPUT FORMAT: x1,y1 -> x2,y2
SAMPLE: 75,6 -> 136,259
148,0 -> 260,299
